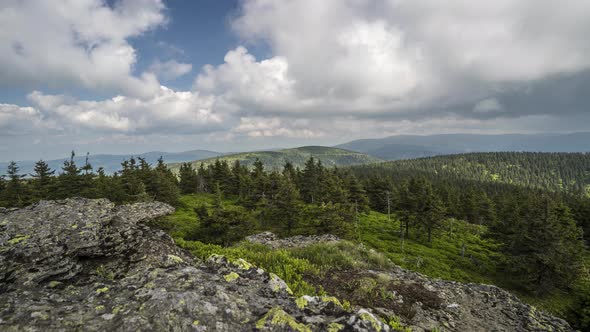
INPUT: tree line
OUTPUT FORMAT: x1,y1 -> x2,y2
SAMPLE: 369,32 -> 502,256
1,152 -> 588,298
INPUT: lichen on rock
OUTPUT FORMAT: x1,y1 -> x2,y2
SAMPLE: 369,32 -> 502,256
0,199 -> 575,332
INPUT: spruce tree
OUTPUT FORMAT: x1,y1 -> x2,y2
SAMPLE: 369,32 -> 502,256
58,151 -> 82,198
178,163 -> 199,194
2,161 -> 27,207
30,159 -> 55,200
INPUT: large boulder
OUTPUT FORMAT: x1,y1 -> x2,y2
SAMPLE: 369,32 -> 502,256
0,199 -> 389,331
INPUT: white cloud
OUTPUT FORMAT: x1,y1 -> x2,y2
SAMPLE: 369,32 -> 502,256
212,0 -> 590,118
0,103 -> 51,135
0,0 -> 167,97
25,87 -> 224,135
233,117 -> 324,138
149,60 -> 193,81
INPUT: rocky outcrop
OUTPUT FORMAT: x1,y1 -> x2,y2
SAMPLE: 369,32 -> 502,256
0,199 -> 388,331
246,231 -> 340,249
0,199 -> 574,331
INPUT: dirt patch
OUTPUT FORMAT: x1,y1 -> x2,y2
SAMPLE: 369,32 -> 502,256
306,269 -> 442,320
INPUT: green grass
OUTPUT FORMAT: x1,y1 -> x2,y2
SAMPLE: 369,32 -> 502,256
358,211 -> 501,283
157,193 -> 584,326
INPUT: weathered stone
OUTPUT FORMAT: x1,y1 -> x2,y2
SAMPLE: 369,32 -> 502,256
0,199 -> 574,331
246,231 -> 340,248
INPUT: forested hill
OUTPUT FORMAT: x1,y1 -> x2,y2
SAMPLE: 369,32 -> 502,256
353,152 -> 590,196
336,132 -> 590,160
169,146 -> 382,171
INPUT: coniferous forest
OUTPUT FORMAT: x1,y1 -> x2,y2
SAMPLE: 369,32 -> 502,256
1,151 -> 589,329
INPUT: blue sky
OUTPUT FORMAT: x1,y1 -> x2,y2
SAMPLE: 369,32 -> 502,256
1,0 -> 590,161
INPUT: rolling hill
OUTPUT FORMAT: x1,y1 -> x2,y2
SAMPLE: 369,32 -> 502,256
0,149 -> 222,176
170,146 -> 382,171
336,132 -> 590,160
350,151 -> 590,196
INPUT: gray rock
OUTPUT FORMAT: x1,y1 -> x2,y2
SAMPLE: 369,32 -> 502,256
246,231 -> 340,249
0,198 -> 386,331
0,199 -> 574,331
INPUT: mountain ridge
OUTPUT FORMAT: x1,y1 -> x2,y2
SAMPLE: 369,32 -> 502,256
336,132 -> 590,160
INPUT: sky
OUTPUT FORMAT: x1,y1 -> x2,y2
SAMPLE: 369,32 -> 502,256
1,0 -> 590,161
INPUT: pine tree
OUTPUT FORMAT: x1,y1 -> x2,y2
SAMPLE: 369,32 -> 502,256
178,163 -> 199,194
30,159 -> 55,200
2,161 -> 27,207
265,177 -> 302,235
151,157 -> 180,206
119,158 -> 149,202
58,151 -> 82,198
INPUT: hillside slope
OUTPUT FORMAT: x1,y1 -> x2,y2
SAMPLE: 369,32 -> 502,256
352,152 -> 590,195
0,198 -> 572,331
171,146 -> 382,171
336,132 -> 590,160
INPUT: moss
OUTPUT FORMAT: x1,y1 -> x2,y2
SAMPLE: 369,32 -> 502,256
48,280 -> 62,288
224,272 -> 240,282
8,235 -> 30,245
232,258 -> 254,270
71,224 -> 78,229
359,310 -> 382,332
296,296 -> 309,309
144,282 -> 155,289
167,254 -> 184,264
327,322 -> 345,332
95,287 -> 109,295
95,305 -> 105,311
255,307 -> 311,332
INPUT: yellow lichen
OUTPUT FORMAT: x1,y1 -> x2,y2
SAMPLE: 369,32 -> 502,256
328,322 -> 345,332
232,258 -> 253,270
321,296 -> 343,308
255,307 -> 311,332
296,296 -> 308,309
167,254 -> 184,264
192,320 -> 200,326
95,305 -> 105,311
95,287 -> 109,295
48,280 -> 62,288
359,311 -> 382,332
112,305 -> 124,315
8,235 -> 30,245
224,272 -> 240,282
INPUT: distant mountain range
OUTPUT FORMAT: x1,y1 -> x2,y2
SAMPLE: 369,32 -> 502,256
0,150 -> 221,176
4,132 -> 589,176
169,146 -> 382,172
335,132 -> 590,160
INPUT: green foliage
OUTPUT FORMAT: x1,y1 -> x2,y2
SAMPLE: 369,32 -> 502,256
356,152 -> 590,195
175,239 -> 318,296
359,211 -> 501,283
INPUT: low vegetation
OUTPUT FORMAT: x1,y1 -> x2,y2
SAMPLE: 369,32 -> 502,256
1,151 -> 589,329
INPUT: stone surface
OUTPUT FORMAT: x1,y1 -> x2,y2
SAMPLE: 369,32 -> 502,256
0,200 -> 574,331
245,231 -> 340,249
0,199 -> 388,331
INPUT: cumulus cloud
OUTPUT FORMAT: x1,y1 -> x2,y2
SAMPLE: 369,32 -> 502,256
0,0 -> 167,97
233,117 -> 323,138
25,87 -> 224,135
149,60 -> 193,81
208,0 -> 590,120
0,103 -> 52,136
